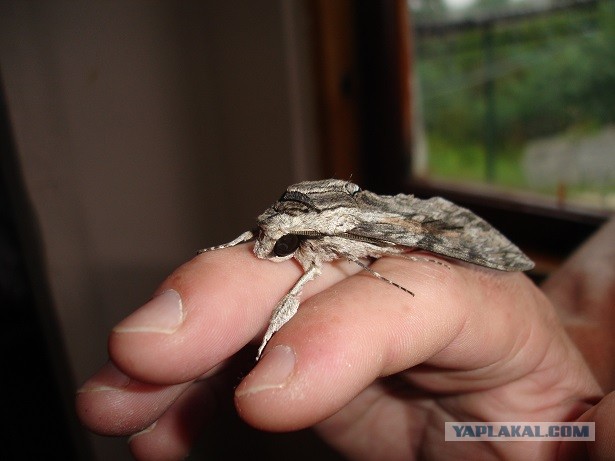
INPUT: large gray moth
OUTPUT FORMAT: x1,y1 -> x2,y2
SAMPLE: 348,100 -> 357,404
199,179 -> 534,359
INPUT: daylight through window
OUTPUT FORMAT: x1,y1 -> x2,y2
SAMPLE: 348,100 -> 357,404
410,0 -> 615,211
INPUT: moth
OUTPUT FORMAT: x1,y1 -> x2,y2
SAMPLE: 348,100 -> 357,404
199,179 -> 534,359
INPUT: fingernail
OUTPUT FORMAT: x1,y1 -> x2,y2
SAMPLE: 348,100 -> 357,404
77,361 -> 131,393
236,345 -> 295,396
128,421 -> 157,443
113,289 -> 184,334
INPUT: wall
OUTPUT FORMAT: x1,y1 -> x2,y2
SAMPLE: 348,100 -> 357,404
0,1 -> 320,458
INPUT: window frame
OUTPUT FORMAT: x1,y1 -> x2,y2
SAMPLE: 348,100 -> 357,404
312,0 -> 609,277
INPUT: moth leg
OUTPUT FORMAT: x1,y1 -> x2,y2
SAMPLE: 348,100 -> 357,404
197,230 -> 255,254
346,256 -> 415,297
256,265 -> 319,360
398,253 -> 451,269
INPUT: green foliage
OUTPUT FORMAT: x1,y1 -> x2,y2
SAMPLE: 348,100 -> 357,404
427,136 -> 526,186
414,0 -> 615,188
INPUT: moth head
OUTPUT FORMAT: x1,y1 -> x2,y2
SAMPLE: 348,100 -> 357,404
252,179 -> 362,262
254,205 -> 322,261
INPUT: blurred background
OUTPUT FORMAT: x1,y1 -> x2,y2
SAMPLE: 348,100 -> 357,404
0,0 -> 612,459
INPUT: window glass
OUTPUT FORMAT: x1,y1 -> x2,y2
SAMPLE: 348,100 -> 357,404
410,0 -> 615,211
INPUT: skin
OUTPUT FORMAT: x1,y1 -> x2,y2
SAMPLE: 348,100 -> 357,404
76,221 -> 615,461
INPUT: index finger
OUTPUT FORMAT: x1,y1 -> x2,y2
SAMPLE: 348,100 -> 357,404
108,243 -> 361,384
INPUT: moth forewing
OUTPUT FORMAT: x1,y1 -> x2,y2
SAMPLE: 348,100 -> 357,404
351,191 -> 534,272
199,179 -> 534,359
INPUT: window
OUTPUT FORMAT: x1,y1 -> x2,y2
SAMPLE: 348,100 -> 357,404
311,0 -> 608,276
410,0 -> 615,212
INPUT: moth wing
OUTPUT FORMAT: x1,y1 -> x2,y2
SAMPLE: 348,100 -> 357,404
350,192 -> 534,271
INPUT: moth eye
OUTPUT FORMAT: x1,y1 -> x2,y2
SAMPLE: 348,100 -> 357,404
273,234 -> 301,257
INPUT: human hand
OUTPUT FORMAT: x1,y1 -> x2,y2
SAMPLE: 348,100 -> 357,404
542,218 -> 615,461
76,244 -> 602,460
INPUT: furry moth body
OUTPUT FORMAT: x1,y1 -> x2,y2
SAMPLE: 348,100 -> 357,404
199,179 -> 534,359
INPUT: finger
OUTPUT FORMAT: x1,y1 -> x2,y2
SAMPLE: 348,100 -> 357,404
108,243 -> 361,385
542,217 -> 615,318
559,391 -> 615,461
127,350 -> 254,461
76,361 -> 191,436
77,348 -> 251,440
541,218 -> 615,390
582,391 -> 615,461
127,381 -> 214,461
234,255 -> 550,431
79,245 -> 359,438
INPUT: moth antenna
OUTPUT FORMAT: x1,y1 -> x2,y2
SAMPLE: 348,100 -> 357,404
346,256 -> 415,297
